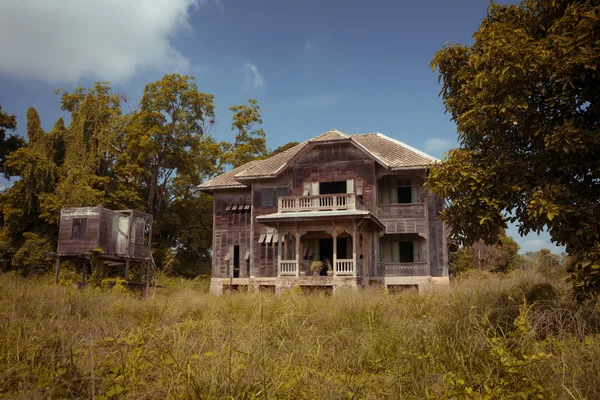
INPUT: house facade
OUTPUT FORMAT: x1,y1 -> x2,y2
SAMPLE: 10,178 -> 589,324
199,130 -> 449,294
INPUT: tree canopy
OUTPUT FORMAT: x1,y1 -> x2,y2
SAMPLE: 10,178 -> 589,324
427,0 -> 600,300
0,74 -> 269,277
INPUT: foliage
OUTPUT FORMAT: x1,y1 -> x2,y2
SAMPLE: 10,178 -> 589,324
271,141 -> 300,156
1,271 -> 599,398
0,105 -> 25,179
428,0 -> 600,301
0,75 -> 269,277
451,232 -> 521,274
310,260 -> 323,272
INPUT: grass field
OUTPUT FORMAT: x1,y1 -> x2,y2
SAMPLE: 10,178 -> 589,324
1,270 -> 599,399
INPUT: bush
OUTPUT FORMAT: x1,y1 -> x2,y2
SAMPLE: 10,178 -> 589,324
0,271 -> 599,398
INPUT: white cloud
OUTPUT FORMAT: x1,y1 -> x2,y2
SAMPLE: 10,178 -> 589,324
425,137 -> 451,152
243,62 -> 264,89
0,0 -> 209,83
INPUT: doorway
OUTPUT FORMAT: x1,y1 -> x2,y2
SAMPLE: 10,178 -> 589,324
319,181 -> 347,195
233,245 -> 240,278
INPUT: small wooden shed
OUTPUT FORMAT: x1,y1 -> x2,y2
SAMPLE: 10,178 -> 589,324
54,207 -> 153,285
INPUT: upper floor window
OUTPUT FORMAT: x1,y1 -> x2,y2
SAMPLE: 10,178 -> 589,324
378,176 -> 417,204
397,179 -> 412,204
319,181 -> 347,195
71,218 -> 87,239
261,187 -> 290,207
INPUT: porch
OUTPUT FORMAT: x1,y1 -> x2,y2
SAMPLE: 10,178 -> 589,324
276,230 -> 361,277
256,210 -> 384,279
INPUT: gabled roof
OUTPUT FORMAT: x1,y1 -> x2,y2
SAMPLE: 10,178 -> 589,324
198,129 -> 439,191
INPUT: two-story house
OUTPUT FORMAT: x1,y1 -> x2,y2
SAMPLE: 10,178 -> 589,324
198,129 -> 449,294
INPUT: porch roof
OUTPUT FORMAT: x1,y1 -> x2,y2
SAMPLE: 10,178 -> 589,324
256,210 -> 385,231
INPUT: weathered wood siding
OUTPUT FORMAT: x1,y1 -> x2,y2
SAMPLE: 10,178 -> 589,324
212,189 -> 252,278
57,208 -> 101,254
292,143 -> 377,210
252,173 -> 293,277
427,192 -> 446,276
57,207 -> 152,259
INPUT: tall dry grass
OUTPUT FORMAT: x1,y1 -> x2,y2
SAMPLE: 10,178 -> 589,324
0,270 -> 599,399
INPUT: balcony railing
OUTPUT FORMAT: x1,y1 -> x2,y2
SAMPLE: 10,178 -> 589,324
279,260 -> 299,276
335,259 -> 355,275
278,194 -> 365,213
277,259 -> 355,276
376,203 -> 425,218
379,262 -> 428,276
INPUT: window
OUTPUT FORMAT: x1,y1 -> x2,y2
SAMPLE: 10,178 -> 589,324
261,187 -> 289,207
275,186 -> 289,199
319,181 -> 346,195
71,218 -> 87,239
397,179 -> 412,204
261,189 -> 274,207
399,241 -> 414,263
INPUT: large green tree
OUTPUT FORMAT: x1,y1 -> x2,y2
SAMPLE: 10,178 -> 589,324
428,0 -> 600,300
0,105 -> 25,179
0,109 -> 61,274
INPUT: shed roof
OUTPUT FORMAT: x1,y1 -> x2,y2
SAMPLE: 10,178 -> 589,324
198,129 -> 439,191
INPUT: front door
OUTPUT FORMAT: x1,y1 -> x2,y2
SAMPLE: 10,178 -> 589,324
319,238 -> 333,275
233,245 -> 240,278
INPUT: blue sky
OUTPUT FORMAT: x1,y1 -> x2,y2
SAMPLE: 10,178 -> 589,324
0,0 -> 562,253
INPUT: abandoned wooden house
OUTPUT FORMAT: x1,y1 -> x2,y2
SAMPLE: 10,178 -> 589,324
198,129 -> 449,294
53,207 -> 153,285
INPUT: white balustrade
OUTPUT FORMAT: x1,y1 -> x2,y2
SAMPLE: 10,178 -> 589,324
335,259 -> 355,275
278,194 -> 365,213
279,260 -> 298,276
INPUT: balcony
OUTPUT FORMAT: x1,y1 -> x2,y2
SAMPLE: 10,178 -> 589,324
278,194 -> 365,213
379,262 -> 428,276
375,203 -> 425,218
278,259 -> 356,277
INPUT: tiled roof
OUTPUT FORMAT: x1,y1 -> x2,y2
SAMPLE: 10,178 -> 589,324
199,129 -> 439,191
197,160 -> 260,190
352,133 -> 439,168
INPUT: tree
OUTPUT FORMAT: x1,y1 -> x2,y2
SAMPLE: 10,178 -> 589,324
0,105 -> 25,179
120,74 -> 215,216
428,0 -> 600,300
450,232 -> 521,274
271,141 -> 300,156
0,109 -> 61,274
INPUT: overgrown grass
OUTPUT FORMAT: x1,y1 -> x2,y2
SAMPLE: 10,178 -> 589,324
1,271 -> 599,399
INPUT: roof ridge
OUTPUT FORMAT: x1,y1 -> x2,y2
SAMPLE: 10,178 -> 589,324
373,132 -> 440,162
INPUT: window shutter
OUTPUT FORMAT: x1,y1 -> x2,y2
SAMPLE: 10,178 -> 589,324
303,182 -> 310,196
412,185 -> 420,203
413,240 -> 420,262
390,178 -> 398,204
311,182 -> 319,195
392,239 -> 400,262
346,179 -> 354,194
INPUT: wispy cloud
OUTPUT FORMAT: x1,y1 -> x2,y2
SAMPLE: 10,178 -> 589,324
0,0 -> 216,83
303,34 -> 331,52
425,138 -> 451,152
243,62 -> 264,89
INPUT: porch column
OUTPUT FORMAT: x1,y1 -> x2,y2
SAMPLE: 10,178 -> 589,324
295,232 -> 300,277
425,232 -> 431,276
332,230 -> 338,277
277,233 -> 282,276
352,229 -> 357,277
